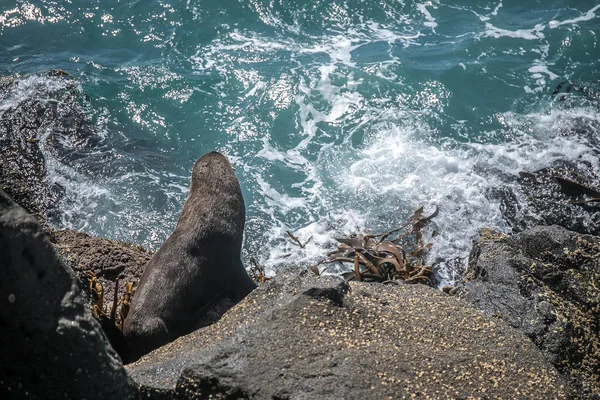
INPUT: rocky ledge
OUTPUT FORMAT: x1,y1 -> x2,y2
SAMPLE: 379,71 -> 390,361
461,226 -> 600,398
2,73 -> 599,398
127,269 -> 570,399
3,188 -> 592,399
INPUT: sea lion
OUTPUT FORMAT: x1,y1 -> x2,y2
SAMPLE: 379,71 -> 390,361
123,151 -> 256,362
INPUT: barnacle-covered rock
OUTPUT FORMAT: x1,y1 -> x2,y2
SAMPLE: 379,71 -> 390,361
127,269 -> 570,399
461,225 -> 600,397
487,160 -> 600,235
49,229 -> 151,314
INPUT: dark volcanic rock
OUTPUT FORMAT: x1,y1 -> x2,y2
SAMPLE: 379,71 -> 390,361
0,72 -> 101,225
488,160 -> 600,235
128,269 -> 570,399
0,190 -> 137,399
461,226 -> 600,398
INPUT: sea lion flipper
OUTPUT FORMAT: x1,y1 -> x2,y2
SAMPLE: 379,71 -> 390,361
229,261 -> 257,300
123,317 -> 168,362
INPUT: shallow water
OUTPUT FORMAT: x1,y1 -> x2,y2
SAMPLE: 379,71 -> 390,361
1,0 -> 599,285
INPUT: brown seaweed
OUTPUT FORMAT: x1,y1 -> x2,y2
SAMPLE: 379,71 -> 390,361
249,257 -> 272,285
84,271 -> 134,331
287,231 -> 313,248
309,205 -> 439,287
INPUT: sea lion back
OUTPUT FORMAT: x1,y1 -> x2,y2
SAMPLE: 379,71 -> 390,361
122,151 -> 256,362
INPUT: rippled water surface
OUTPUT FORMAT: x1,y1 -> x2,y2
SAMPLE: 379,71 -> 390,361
2,0 -> 600,284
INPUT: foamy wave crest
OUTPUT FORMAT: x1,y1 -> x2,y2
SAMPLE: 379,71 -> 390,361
6,0 -> 597,290
197,1 -> 600,286
244,92 -> 600,286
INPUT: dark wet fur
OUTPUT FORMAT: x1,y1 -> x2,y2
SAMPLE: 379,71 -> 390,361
122,152 -> 256,362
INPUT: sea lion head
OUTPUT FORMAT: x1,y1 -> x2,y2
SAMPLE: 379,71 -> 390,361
190,151 -> 237,193
177,151 -> 245,246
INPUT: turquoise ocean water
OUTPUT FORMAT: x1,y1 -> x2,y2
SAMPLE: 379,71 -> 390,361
1,1 -> 599,284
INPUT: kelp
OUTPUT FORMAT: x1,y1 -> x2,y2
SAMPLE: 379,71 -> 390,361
286,231 -> 312,248
249,257 -> 271,285
309,205 -> 439,287
85,271 -> 133,331
247,205 -> 440,288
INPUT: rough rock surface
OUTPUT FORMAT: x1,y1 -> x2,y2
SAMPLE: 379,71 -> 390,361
127,269 -> 570,399
49,229 -> 152,313
487,160 -> 600,235
461,226 -> 600,398
0,190 -> 138,399
48,229 -> 153,360
0,72 -> 101,225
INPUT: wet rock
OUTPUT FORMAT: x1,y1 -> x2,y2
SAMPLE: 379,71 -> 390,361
128,269 -> 570,399
488,160 -> 600,235
0,190 -> 138,399
461,225 -> 600,398
0,72 -> 101,225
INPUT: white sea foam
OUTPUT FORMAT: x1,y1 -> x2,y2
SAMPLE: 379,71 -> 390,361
0,75 -> 68,115
528,65 -> 558,80
37,127 -> 111,232
301,35 -> 358,66
491,1 -> 503,16
416,3 -> 438,29
549,4 -> 600,29
191,14 -> 422,78
248,91 -> 600,286
481,23 -> 545,40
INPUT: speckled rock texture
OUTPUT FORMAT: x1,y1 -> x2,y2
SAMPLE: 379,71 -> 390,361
461,225 -> 600,398
127,269 -> 570,399
47,229 -> 152,360
49,229 -> 152,313
0,190 -> 138,400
